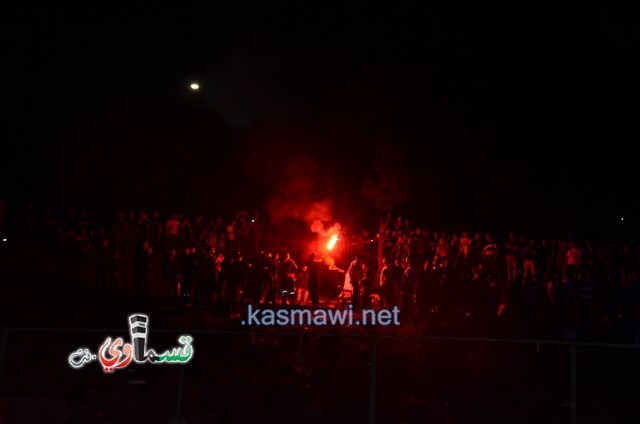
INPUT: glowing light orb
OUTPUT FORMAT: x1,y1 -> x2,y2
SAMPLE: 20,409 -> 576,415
190,83 -> 200,90
326,234 -> 339,251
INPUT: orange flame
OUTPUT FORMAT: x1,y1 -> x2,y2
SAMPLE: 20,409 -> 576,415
326,234 -> 339,251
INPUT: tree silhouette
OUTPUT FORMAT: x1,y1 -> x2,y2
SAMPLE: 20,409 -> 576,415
363,145 -> 410,271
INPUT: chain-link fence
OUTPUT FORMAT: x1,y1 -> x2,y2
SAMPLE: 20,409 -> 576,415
0,328 -> 639,423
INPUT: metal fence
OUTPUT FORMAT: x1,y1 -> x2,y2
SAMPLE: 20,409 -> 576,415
1,328 -> 639,423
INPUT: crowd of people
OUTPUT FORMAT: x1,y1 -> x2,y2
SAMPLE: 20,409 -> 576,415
346,217 -> 640,342
2,199 -> 640,342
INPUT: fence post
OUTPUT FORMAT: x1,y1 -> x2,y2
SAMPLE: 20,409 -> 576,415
369,337 -> 378,424
174,365 -> 186,424
570,345 -> 577,424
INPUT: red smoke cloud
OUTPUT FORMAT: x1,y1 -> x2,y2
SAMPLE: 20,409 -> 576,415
268,198 -> 333,225
266,155 -> 335,229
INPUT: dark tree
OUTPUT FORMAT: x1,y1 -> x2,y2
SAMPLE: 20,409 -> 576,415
363,145 -> 410,271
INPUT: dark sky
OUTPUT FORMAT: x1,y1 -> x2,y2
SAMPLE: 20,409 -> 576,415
2,4 -> 638,232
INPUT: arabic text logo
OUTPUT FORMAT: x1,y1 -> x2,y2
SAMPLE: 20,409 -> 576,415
68,314 -> 194,373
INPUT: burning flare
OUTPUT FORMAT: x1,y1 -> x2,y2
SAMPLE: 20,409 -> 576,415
326,234 -> 339,251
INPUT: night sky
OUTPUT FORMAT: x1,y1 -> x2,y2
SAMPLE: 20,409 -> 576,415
2,4 -> 638,234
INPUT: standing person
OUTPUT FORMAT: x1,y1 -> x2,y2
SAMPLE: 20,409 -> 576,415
296,265 -> 310,305
380,257 -> 402,309
236,254 -> 250,303
449,233 -> 461,271
471,233 -> 484,269
205,220 -> 218,252
390,258 -> 404,308
482,234 -> 502,315
225,253 -> 246,306
361,261 -> 374,309
236,213 -> 250,254
259,252 -> 277,305
226,219 -> 237,256
457,231 -> 474,288
392,234 -> 410,265
556,240 -> 568,276
523,239 -> 537,282
416,256 -> 433,321
434,237 -> 451,306
459,231 -> 473,261
380,257 -> 392,309
135,211 -> 150,249
165,214 -> 180,250
213,252 -> 225,301
414,228 -> 429,265
425,246 -> 447,313
279,253 -> 298,305
566,242 -> 582,278
181,247 -> 197,302
307,253 -> 321,308
482,234 -> 498,278
347,255 -> 363,308
402,260 -> 418,314
505,232 -> 520,285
